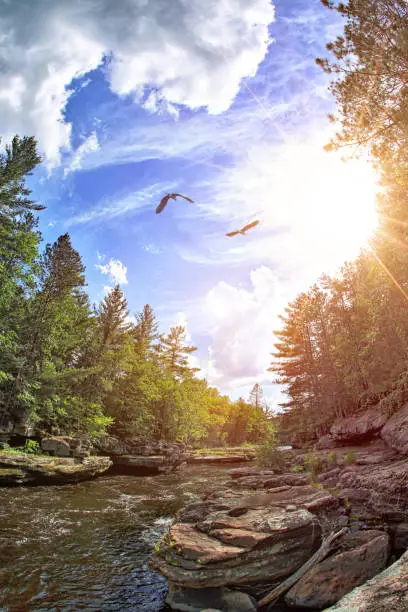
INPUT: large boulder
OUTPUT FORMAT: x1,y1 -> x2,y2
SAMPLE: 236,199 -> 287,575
40,436 -> 91,458
285,530 -> 389,609
0,453 -> 112,485
381,403 -> 408,455
325,548 -> 408,611
150,488 -> 324,589
330,407 -> 386,444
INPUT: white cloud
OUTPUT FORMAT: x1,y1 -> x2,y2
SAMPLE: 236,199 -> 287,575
197,266 -> 284,390
64,132 -> 99,175
0,0 -> 275,166
96,258 -> 128,285
66,181 -> 173,226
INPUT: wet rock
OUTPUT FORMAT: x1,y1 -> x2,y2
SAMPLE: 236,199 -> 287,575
166,585 -> 257,612
188,454 -> 255,465
381,403 -> 408,455
325,548 -> 408,611
285,530 -> 389,609
229,468 -> 275,480
150,498 -> 321,588
0,467 -> 32,485
230,471 -> 310,491
330,408 -> 386,444
0,453 -> 112,485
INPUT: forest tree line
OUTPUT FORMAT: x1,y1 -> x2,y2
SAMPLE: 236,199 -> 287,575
0,138 -> 269,445
272,0 -> 408,442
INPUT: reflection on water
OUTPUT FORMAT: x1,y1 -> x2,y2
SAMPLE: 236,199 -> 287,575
0,465 -> 231,611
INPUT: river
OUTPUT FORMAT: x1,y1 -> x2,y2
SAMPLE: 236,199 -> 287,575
0,464 -> 233,611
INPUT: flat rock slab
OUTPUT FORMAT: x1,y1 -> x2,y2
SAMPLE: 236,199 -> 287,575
0,453 -> 112,485
325,548 -> 408,611
188,455 -> 255,464
150,503 -> 321,588
286,530 -> 389,609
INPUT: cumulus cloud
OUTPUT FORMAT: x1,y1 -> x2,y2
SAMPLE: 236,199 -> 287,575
196,266 -> 284,390
96,258 -> 128,285
0,0 -> 275,165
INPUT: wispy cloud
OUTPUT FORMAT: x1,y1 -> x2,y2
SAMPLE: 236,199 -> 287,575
66,182 -> 174,226
64,132 -> 99,175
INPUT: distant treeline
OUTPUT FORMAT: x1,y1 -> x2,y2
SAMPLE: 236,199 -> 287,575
0,136 -> 269,445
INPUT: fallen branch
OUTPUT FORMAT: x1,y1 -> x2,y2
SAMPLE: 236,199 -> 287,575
258,527 -> 348,607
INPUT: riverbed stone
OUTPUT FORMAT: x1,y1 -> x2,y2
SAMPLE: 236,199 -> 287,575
325,548 -> 408,611
166,585 -> 257,612
285,530 -> 389,609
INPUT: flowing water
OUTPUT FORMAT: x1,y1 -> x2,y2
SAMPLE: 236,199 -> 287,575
0,465 -> 232,611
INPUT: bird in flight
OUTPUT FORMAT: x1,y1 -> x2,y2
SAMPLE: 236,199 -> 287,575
226,220 -> 260,237
155,193 -> 194,215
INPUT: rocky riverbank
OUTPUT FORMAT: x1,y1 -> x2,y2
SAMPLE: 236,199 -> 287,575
0,453 -> 112,485
150,403 -> 408,610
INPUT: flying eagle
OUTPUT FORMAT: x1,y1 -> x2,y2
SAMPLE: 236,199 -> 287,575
226,220 -> 260,237
155,193 -> 194,215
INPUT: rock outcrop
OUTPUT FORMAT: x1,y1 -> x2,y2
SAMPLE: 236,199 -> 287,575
285,530 -> 389,609
381,403 -> 408,455
41,436 -> 91,458
325,548 -> 408,611
0,453 -> 112,485
330,407 -> 386,445
94,436 -> 187,474
150,489 -> 322,588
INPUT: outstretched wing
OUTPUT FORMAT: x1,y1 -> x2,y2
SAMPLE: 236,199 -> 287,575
226,230 -> 241,237
241,220 -> 260,233
155,194 -> 171,214
173,193 -> 194,203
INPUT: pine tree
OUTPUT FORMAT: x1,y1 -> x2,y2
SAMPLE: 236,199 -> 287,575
249,383 -> 265,411
157,325 -> 199,379
97,285 -> 130,350
132,304 -> 159,358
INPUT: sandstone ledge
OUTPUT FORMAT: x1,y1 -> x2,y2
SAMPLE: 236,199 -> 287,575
0,453 -> 112,485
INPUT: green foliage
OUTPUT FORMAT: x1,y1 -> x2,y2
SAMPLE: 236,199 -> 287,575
290,464 -> 304,473
327,451 -> 337,466
256,424 -> 286,471
343,450 -> 356,465
24,440 -> 41,454
304,450 -> 323,476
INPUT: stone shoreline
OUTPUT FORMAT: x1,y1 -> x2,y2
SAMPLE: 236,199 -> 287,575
150,402 -> 408,611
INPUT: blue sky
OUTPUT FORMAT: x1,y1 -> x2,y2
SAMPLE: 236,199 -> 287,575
0,0 -> 379,406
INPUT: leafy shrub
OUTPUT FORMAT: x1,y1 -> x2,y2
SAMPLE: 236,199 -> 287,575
257,425 -> 286,471
327,451 -> 337,465
24,440 -> 41,454
304,450 -> 323,476
290,464 -> 304,473
343,450 -> 356,465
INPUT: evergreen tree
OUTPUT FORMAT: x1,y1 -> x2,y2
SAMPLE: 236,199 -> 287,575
249,383 -> 265,411
132,304 -> 159,359
157,325 -> 199,379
